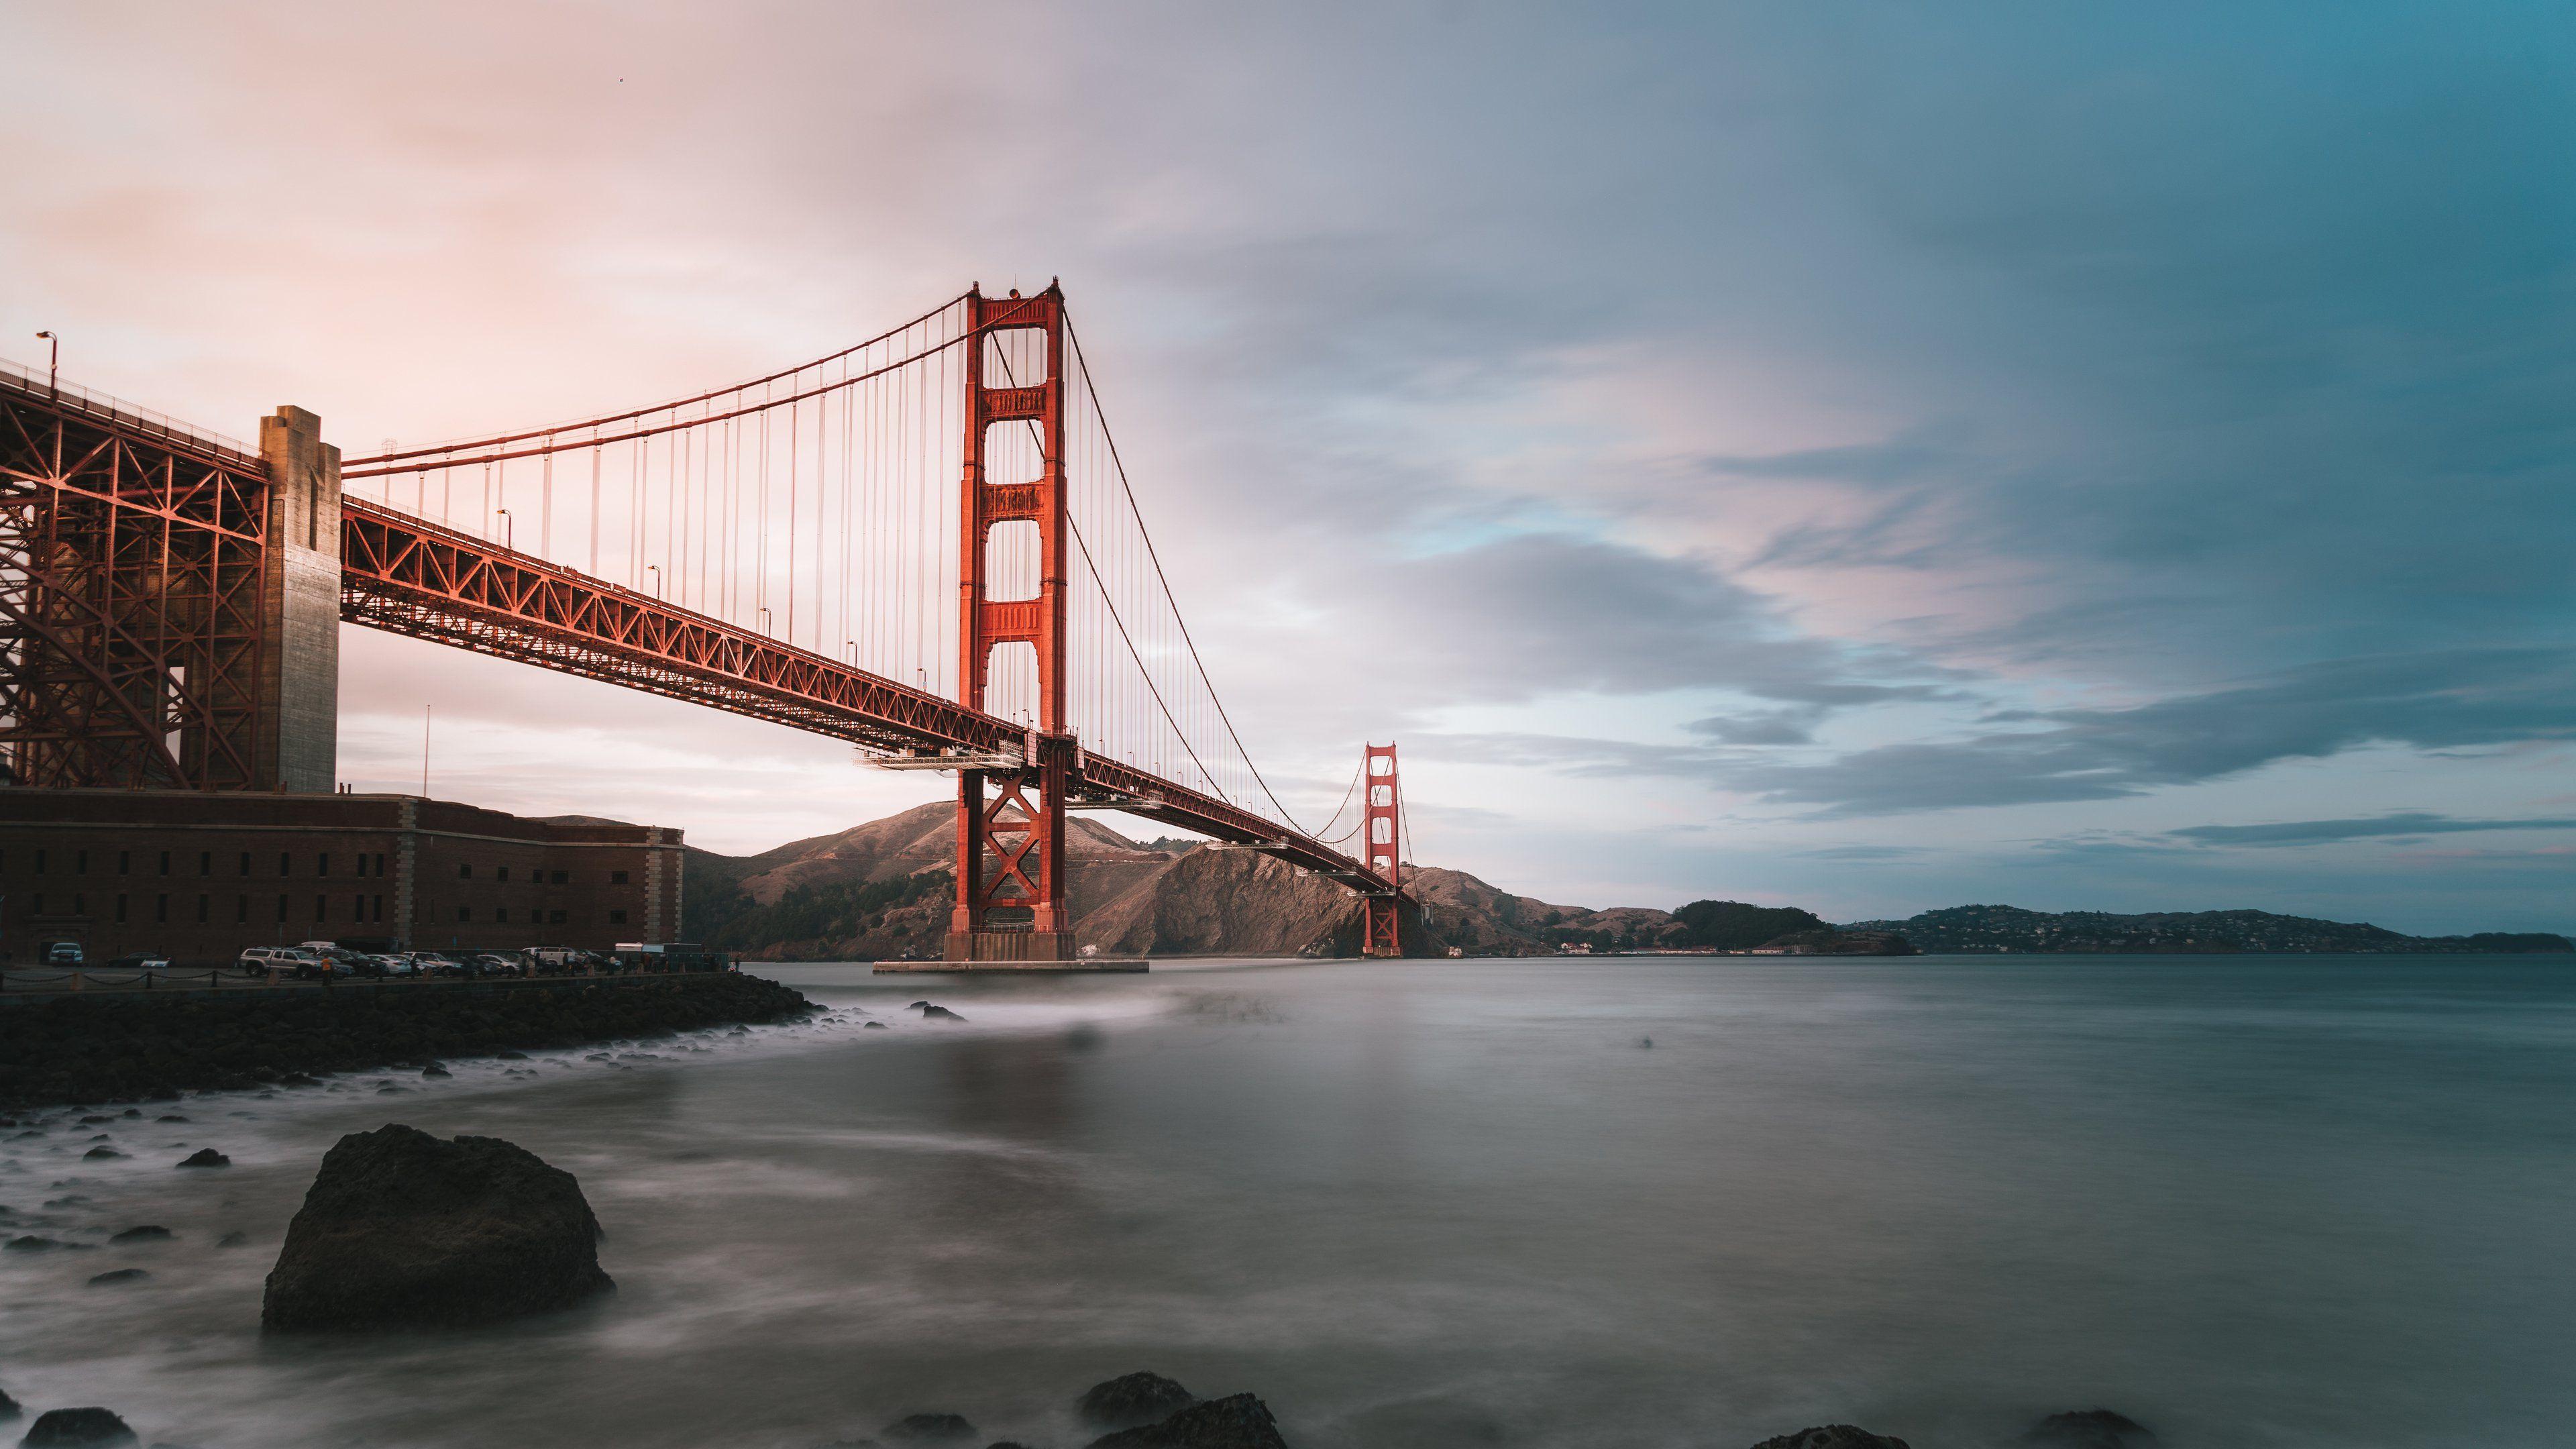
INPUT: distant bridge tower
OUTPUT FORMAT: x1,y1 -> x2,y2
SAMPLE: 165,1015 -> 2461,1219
947,284 -> 1074,963
1362,742 -> 1403,957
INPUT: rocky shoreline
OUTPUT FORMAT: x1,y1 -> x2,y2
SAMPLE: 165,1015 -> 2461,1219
0,973 -> 817,1108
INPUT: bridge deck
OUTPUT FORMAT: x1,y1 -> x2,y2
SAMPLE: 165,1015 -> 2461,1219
339,498 -> 1395,892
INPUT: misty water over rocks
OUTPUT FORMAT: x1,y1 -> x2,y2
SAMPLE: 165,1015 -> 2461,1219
1,957 -> 2570,1448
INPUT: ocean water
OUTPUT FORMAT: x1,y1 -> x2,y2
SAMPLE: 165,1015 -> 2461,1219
1,956 -> 2571,1448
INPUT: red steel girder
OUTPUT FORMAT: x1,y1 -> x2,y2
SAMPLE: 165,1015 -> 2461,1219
0,372 -> 270,790
339,498 -> 1018,757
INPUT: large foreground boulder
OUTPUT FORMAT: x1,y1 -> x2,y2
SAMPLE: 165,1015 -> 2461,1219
2022,1410 -> 2156,1448
19,1407 -> 138,1447
1087,1394 -> 1287,1449
261,1124 -> 612,1330
1078,1373 -> 1197,1430
879,1414 -> 977,1443
1748,1429 -> 1909,1449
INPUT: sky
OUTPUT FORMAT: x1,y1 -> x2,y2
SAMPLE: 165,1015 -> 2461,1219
4,2 -> 2571,934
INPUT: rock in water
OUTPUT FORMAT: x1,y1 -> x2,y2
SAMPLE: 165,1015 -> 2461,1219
1086,1394 -> 1287,1449
19,1407 -> 138,1447
2021,1411 -> 2156,1448
174,1148 -> 229,1169
109,1226 -> 173,1243
260,1123 -> 612,1330
0,1385 -> 18,1421
920,1006 -> 967,1022
1077,1373 -> 1197,1430
881,1414 -> 978,1443
1748,1430 -> 1911,1449
87,1268 -> 151,1287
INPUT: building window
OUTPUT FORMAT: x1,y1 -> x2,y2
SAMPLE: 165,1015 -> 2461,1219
117,851 -> 130,875
276,894 -> 288,923
31,893 -> 44,915
374,894 -> 386,922
279,852 -> 291,876
77,849 -> 89,874
549,909 -> 568,924
376,852 -> 388,876
114,894 -> 127,924
608,909 -> 627,925
496,907 -> 510,924
155,894 -> 168,923
610,870 -> 629,885
458,863 -> 472,879
196,894 -> 209,923
34,849 -> 46,875
239,851 -> 252,876
314,895 -> 327,923
457,906 -> 472,922
317,853 -> 330,877
158,850 -> 170,876
235,896 -> 249,924
72,892 -> 85,915
498,865 -> 511,883
199,851 -> 212,876
550,869 -> 568,885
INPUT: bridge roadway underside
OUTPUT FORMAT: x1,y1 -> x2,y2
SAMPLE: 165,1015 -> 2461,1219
337,498 -> 1393,891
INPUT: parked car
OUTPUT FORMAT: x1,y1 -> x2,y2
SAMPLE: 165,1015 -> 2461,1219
371,953 -> 419,977
237,945 -> 315,976
469,953 -> 525,977
43,941 -> 84,967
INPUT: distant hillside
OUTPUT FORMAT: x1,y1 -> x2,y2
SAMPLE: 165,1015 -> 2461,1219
677,809 -> 2568,961
1840,904 -> 2575,955
677,805 -> 1900,960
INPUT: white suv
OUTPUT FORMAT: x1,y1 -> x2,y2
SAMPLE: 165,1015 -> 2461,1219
237,946 -> 316,976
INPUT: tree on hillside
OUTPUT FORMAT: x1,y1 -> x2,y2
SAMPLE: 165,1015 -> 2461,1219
1668,900 -> 1829,951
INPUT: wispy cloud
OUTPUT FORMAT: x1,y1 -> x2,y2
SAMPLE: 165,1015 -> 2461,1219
2171,813 -> 2576,848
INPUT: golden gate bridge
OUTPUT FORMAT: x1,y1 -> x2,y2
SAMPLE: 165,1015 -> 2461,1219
0,284 -> 1417,961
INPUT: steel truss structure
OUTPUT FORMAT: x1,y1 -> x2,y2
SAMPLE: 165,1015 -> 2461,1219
0,374 -> 269,790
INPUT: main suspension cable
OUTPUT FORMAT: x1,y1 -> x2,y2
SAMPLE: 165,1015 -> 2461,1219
1063,310 -> 1324,837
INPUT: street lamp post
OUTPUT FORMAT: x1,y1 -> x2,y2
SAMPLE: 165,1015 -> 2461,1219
645,564 -> 661,598
34,331 -> 56,398
495,508 -> 512,552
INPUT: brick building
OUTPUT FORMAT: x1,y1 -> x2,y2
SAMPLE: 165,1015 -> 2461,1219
0,788 -> 683,965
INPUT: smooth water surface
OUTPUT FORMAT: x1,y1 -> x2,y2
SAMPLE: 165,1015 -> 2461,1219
3,956 -> 2571,1448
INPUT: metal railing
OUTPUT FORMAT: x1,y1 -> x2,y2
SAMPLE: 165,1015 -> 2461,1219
0,356 -> 263,466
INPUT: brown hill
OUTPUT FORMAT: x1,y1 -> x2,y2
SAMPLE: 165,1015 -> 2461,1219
679,803 -> 1713,961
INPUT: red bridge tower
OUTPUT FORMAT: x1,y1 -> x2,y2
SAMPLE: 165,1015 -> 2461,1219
1362,743 -> 1403,957
948,284 -> 1074,963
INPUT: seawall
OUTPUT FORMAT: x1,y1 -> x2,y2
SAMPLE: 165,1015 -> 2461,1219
0,972 -> 815,1108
